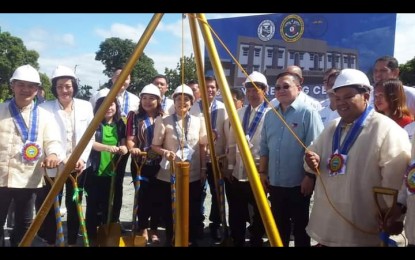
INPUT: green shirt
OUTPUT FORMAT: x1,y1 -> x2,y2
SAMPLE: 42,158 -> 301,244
98,123 -> 118,177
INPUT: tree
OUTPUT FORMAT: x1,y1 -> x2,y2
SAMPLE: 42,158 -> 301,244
399,57 -> 415,86
0,31 -> 40,101
95,37 -> 158,96
39,73 -> 53,100
164,54 -> 197,96
77,84 -> 93,101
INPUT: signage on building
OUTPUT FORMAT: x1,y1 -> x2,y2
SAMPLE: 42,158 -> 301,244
206,13 -> 397,101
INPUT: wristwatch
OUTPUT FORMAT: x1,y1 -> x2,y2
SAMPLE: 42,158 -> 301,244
305,172 -> 316,180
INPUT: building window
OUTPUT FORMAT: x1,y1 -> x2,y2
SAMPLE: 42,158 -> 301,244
278,50 -> 284,58
300,53 -> 304,60
328,54 -> 332,62
319,55 -> 322,62
267,49 -> 273,58
335,56 -> 340,63
242,47 -> 249,56
254,48 -> 261,57
344,56 -> 348,63
253,65 -> 260,71
310,53 -> 314,61
351,57 -> 355,65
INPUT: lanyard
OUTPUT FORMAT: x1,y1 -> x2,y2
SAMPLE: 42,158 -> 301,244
161,96 -> 167,112
173,113 -> 191,144
332,105 -> 373,154
198,99 -> 217,130
242,101 -> 268,140
121,92 -> 129,117
143,116 -> 154,150
9,99 -> 39,143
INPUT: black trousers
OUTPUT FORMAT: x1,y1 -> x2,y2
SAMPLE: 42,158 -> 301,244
227,180 -> 265,246
113,153 -> 130,221
0,187 -> 36,247
206,163 -> 221,226
157,178 -> 202,245
268,185 -> 311,247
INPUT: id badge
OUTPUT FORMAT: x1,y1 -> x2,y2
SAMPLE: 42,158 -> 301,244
245,135 -> 254,148
160,156 -> 170,170
176,145 -> 194,161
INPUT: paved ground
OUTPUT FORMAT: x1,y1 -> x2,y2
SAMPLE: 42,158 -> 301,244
4,158 -> 408,247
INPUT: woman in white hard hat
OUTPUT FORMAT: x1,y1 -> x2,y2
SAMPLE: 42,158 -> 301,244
125,83 -> 164,244
0,64 -> 62,247
151,84 -> 208,246
38,65 -> 94,246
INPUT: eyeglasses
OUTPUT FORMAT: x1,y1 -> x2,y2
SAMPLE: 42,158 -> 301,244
275,85 -> 291,91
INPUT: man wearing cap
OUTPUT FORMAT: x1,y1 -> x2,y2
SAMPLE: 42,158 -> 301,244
259,71 -> 323,247
38,65 -> 94,246
226,71 -> 270,246
304,68 -> 411,246
0,64 -> 62,247
190,75 -> 228,241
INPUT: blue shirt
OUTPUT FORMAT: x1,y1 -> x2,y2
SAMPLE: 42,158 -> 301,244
260,97 -> 323,187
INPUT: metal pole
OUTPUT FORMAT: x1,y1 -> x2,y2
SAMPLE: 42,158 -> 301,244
174,161 -> 190,247
196,13 -> 282,247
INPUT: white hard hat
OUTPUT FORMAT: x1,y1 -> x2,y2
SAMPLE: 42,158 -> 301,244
332,69 -> 372,92
10,64 -> 41,85
244,71 -> 268,88
51,65 -> 76,80
140,83 -> 161,99
172,84 -> 194,102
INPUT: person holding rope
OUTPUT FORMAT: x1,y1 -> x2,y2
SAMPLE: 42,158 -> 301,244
0,64 -> 62,247
126,83 -> 164,244
36,65 -> 94,246
151,84 -> 207,247
304,69 -> 411,246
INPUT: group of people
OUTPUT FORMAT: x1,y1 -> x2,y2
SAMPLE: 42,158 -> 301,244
1,54 -> 414,247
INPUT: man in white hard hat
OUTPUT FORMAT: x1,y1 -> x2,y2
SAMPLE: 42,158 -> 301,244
304,68 -> 411,246
38,65 -> 94,246
226,71 -> 271,246
0,64 -> 62,246
259,71 -> 323,247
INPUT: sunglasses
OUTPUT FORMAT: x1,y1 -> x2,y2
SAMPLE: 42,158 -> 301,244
275,85 -> 291,91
